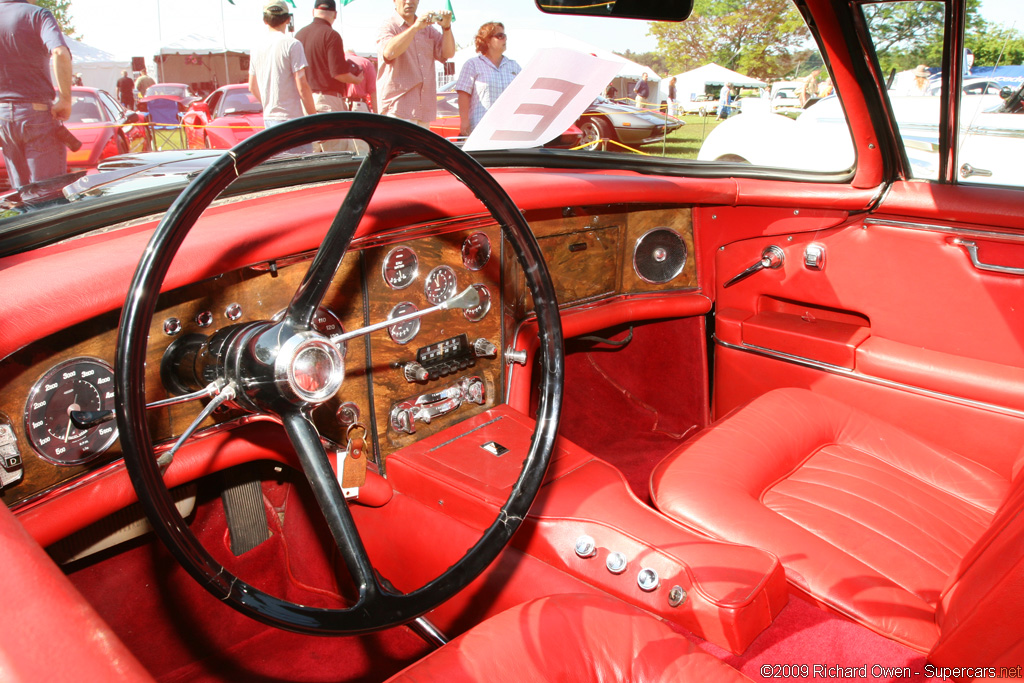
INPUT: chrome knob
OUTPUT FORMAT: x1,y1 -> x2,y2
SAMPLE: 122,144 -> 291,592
606,551 -> 627,574
574,535 -> 597,558
390,406 -> 415,434
505,347 -> 528,366
637,567 -> 660,592
464,377 -> 485,405
473,337 -> 497,358
403,362 -> 429,383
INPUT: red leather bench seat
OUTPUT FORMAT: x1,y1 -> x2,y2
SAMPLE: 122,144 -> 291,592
651,388 -> 1021,657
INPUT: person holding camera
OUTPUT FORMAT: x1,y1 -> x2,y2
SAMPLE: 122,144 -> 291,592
377,0 -> 455,127
296,0 -> 363,153
0,0 -> 73,190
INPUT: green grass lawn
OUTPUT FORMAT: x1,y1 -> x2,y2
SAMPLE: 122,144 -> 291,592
634,114 -> 724,159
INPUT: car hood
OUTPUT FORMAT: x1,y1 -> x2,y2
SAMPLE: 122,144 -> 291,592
63,150 -> 226,200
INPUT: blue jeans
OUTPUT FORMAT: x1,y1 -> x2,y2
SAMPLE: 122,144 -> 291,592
0,101 -> 66,190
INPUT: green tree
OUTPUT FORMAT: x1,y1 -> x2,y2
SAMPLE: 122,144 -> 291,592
648,0 -> 810,80
37,0 -> 79,40
616,50 -> 669,77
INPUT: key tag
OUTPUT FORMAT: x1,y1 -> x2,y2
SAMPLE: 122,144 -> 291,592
340,422 -> 368,497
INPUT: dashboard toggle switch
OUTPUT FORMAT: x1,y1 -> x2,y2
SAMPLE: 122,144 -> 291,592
390,376 -> 486,434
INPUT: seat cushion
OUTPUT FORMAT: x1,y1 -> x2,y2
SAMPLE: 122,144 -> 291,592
386,594 -> 750,682
651,388 -> 1010,652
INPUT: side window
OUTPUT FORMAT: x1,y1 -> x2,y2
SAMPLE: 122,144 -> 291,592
867,0 -> 1024,188
97,90 -> 122,120
864,1 -> 946,180
956,3 -> 1024,188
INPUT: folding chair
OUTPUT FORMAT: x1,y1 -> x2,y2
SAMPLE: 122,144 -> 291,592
147,97 -> 184,150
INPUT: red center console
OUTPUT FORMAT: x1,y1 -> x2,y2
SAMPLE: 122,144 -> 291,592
385,405 -> 788,654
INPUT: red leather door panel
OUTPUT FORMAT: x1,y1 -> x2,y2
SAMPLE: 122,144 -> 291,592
710,202 -> 1024,478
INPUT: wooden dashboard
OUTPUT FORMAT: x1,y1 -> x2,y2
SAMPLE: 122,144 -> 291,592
0,205 -> 696,509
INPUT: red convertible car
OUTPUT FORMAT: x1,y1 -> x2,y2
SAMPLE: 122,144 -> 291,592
0,0 -> 1021,681
181,84 -> 264,150
137,82 -> 201,112
0,86 -> 149,191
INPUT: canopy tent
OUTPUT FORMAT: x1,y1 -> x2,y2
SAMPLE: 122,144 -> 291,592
66,37 -> 132,95
663,63 -> 767,103
155,34 -> 250,92
447,29 -> 659,98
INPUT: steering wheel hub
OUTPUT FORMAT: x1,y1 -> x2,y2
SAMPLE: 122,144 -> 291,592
275,331 -> 345,404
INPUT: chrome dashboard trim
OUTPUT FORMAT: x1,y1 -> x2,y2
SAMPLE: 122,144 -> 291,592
715,337 -> 1024,420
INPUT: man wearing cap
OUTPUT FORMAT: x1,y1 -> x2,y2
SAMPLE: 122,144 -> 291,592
248,0 -> 316,140
377,0 -> 455,127
0,0 -> 73,190
296,0 -> 363,153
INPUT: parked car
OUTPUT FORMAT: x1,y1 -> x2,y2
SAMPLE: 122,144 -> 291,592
430,82 -> 583,148
2,0 -> 1022,680
182,84 -> 264,149
137,82 -> 200,113
576,95 -> 684,147
0,86 -> 149,191
679,94 -> 716,115
698,90 -> 1022,184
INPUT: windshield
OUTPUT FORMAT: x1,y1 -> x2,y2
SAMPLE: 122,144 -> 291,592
1,0 -> 1019,233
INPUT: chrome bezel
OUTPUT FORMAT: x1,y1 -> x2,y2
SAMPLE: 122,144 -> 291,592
274,332 -> 345,405
424,265 -> 458,305
463,284 -> 492,322
382,245 -> 419,290
632,227 -> 687,284
387,302 -> 421,345
461,232 -> 492,271
23,357 -> 118,466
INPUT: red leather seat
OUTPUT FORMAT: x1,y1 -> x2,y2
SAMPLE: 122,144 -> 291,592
386,594 -> 749,682
651,388 -> 1024,666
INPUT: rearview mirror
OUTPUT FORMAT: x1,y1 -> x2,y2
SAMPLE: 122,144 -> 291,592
535,0 -> 693,22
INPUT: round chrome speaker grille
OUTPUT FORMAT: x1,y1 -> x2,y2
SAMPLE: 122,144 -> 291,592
633,228 -> 687,284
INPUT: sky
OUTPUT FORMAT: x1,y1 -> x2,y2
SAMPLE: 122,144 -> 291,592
70,0 -> 659,61
70,0 -> 1022,64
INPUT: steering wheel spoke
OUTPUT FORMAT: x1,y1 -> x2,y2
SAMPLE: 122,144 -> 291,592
280,408 -> 380,600
286,142 -> 394,329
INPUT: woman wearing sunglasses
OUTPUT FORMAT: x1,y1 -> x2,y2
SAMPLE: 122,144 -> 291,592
455,22 -> 521,136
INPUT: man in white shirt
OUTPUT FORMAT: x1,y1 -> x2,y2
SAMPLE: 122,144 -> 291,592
249,0 -> 316,144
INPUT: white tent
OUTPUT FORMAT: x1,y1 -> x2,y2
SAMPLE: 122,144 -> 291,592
156,34 -> 251,90
447,29 -> 659,95
663,63 -> 766,104
66,37 -> 131,94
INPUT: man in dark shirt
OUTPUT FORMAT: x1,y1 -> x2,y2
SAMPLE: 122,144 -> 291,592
295,0 -> 363,153
0,0 -> 73,190
116,70 -> 134,109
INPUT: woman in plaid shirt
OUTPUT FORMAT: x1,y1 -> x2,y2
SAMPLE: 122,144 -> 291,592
454,22 -> 521,137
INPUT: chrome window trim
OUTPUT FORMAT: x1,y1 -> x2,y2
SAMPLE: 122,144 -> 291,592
865,217 -> 1024,243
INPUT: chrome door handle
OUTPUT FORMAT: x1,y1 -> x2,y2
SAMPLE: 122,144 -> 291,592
953,239 -> 1024,275
959,163 -> 993,179
724,245 -> 785,288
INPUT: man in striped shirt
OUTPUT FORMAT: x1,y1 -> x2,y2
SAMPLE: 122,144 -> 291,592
376,0 -> 454,127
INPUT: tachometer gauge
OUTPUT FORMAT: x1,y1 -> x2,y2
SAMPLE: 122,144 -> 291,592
382,246 -> 419,290
424,265 -> 458,305
462,232 -> 492,271
24,358 -> 118,466
388,302 -> 421,345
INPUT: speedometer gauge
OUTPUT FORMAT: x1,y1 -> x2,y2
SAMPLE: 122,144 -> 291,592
24,357 -> 118,466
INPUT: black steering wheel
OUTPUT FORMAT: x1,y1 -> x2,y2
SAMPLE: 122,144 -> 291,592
115,113 -> 564,634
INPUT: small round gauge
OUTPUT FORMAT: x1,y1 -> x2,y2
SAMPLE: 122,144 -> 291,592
24,358 -> 118,466
382,246 -> 419,290
424,265 -> 458,305
464,284 -> 492,322
462,232 -> 492,271
387,302 -> 421,345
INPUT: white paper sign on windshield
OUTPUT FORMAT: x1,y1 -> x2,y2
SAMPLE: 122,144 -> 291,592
462,48 -> 622,152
